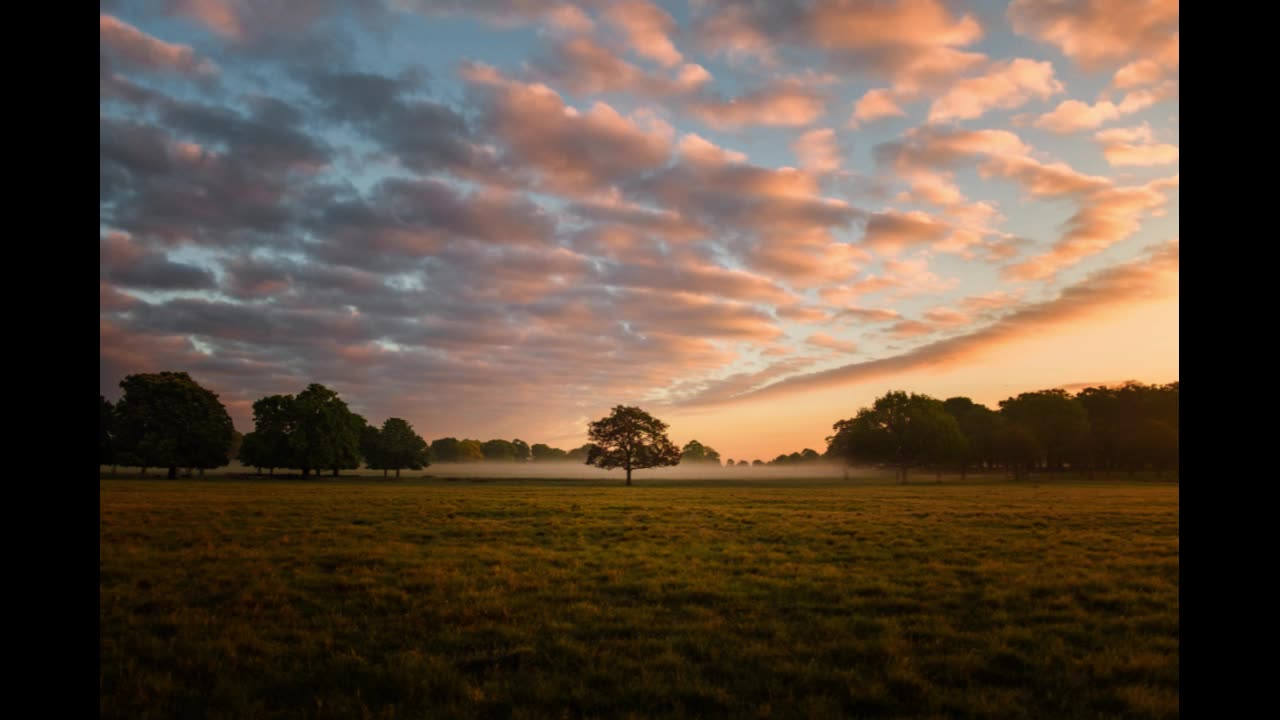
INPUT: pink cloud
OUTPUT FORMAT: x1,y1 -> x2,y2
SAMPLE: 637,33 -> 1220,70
604,0 -> 683,67
792,128 -> 842,173
690,82 -> 826,129
100,14 -> 217,76
806,333 -> 858,353
1008,0 -> 1178,71
849,88 -> 909,126
927,58 -> 1063,123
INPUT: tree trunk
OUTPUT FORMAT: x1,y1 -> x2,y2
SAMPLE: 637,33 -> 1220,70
199,468 -> 205,478
111,465 -> 117,476
396,467 -> 401,479
332,467 -> 339,477
269,467 -> 273,476
626,466 -> 632,486
302,467 -> 310,478
383,468 -> 388,477
167,466 -> 177,479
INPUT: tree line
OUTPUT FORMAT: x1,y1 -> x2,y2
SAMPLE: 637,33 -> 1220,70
98,371 -> 1178,483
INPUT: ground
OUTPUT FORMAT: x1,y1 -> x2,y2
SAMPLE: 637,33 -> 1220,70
100,474 -> 1178,719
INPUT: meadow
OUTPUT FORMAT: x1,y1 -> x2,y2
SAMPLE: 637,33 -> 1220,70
100,474 -> 1178,719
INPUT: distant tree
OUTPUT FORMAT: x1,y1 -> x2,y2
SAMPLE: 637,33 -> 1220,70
725,458 -> 735,467
100,395 -> 116,472
752,459 -> 764,466
114,372 -> 235,479
585,406 -> 681,485
458,439 -> 485,462
1000,425 -> 1043,481
226,430 -> 243,469
681,440 -> 722,465
739,460 -> 750,466
827,390 -> 966,483
361,424 -> 385,475
531,443 -> 569,461
289,384 -> 361,478
942,397 -> 1007,478
239,394 -> 296,475
430,437 -> 463,462
511,438 -> 532,462
482,439 -> 517,462
330,412 -> 368,476
800,448 -> 821,462
998,389 -> 1091,472
379,418 -> 430,478
565,444 -> 596,462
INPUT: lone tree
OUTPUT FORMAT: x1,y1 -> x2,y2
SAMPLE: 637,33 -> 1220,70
378,418 -> 430,478
114,372 -> 235,479
585,406 -> 681,485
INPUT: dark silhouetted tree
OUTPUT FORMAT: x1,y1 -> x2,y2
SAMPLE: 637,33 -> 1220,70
482,439 -> 517,461
458,439 -> 485,462
239,394 -> 297,475
585,406 -> 681,485
379,418 -> 430,478
752,459 -> 764,466
827,390 -> 966,483
114,372 -> 235,479
361,424 -> 385,475
511,439 -> 532,462
998,389 -> 1091,472
100,395 -> 116,472
566,444 -> 596,462
289,384 -> 361,478
531,443 -> 569,461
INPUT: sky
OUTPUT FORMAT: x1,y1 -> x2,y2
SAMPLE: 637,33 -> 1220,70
100,0 -> 1179,462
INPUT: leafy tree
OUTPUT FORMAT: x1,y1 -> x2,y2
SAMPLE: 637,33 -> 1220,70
114,372 -> 235,479
482,439 -> 517,461
942,397 -> 1007,479
565,444 -> 596,462
361,424 -> 385,475
680,440 -> 722,465
239,394 -> 296,475
531,443 -> 569,461
1000,425 -> 1043,481
998,389 -> 1091,472
725,458 -> 735,467
379,418 -> 430,478
458,439 -> 485,462
585,406 -> 681,485
430,437 -> 463,462
289,384 -> 361,478
800,448 -> 821,462
827,390 -> 966,483
511,439 -> 532,462
751,459 -> 764,466
330,412 -> 368,476
100,395 -> 115,471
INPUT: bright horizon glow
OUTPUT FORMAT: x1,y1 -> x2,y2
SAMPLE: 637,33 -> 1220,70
100,1 -> 1178,462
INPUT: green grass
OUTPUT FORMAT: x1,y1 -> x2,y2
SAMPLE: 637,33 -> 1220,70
100,476 -> 1178,719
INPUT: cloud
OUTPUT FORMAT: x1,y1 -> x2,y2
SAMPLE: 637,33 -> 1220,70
927,58 -> 1063,123
531,36 -> 711,97
100,14 -> 218,77
1094,124 -> 1178,167
1008,0 -> 1178,71
462,63 -> 674,195
678,240 -> 1179,406
806,333 -> 858,353
849,88 -> 909,126
689,82 -> 827,129
1034,99 -> 1120,134
792,128 -> 842,173
1003,176 -> 1176,281
861,210 -> 950,255
100,231 -> 218,291
604,0 -> 682,67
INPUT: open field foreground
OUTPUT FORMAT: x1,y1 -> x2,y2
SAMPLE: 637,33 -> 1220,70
100,478 -> 1178,719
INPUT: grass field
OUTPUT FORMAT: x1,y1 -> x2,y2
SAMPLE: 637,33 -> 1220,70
100,476 -> 1178,719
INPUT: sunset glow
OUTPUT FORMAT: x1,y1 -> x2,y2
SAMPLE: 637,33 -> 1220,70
100,1 -> 1178,461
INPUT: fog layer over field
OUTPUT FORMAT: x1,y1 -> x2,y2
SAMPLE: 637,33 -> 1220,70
419,461 -> 859,481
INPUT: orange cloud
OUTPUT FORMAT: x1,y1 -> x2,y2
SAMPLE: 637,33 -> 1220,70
927,58 -> 1062,123
849,88 -> 909,126
1034,99 -> 1121,134
1008,0 -> 1178,71
690,82 -> 826,129
792,128 -> 842,173
806,333 -> 858,353
679,240 -> 1179,406
100,14 -> 217,77
604,0 -> 682,67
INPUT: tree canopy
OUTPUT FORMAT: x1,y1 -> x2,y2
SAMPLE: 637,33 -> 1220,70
680,439 -> 722,465
827,391 -> 966,483
585,406 -> 681,485
377,418 -> 430,478
113,372 -> 235,479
